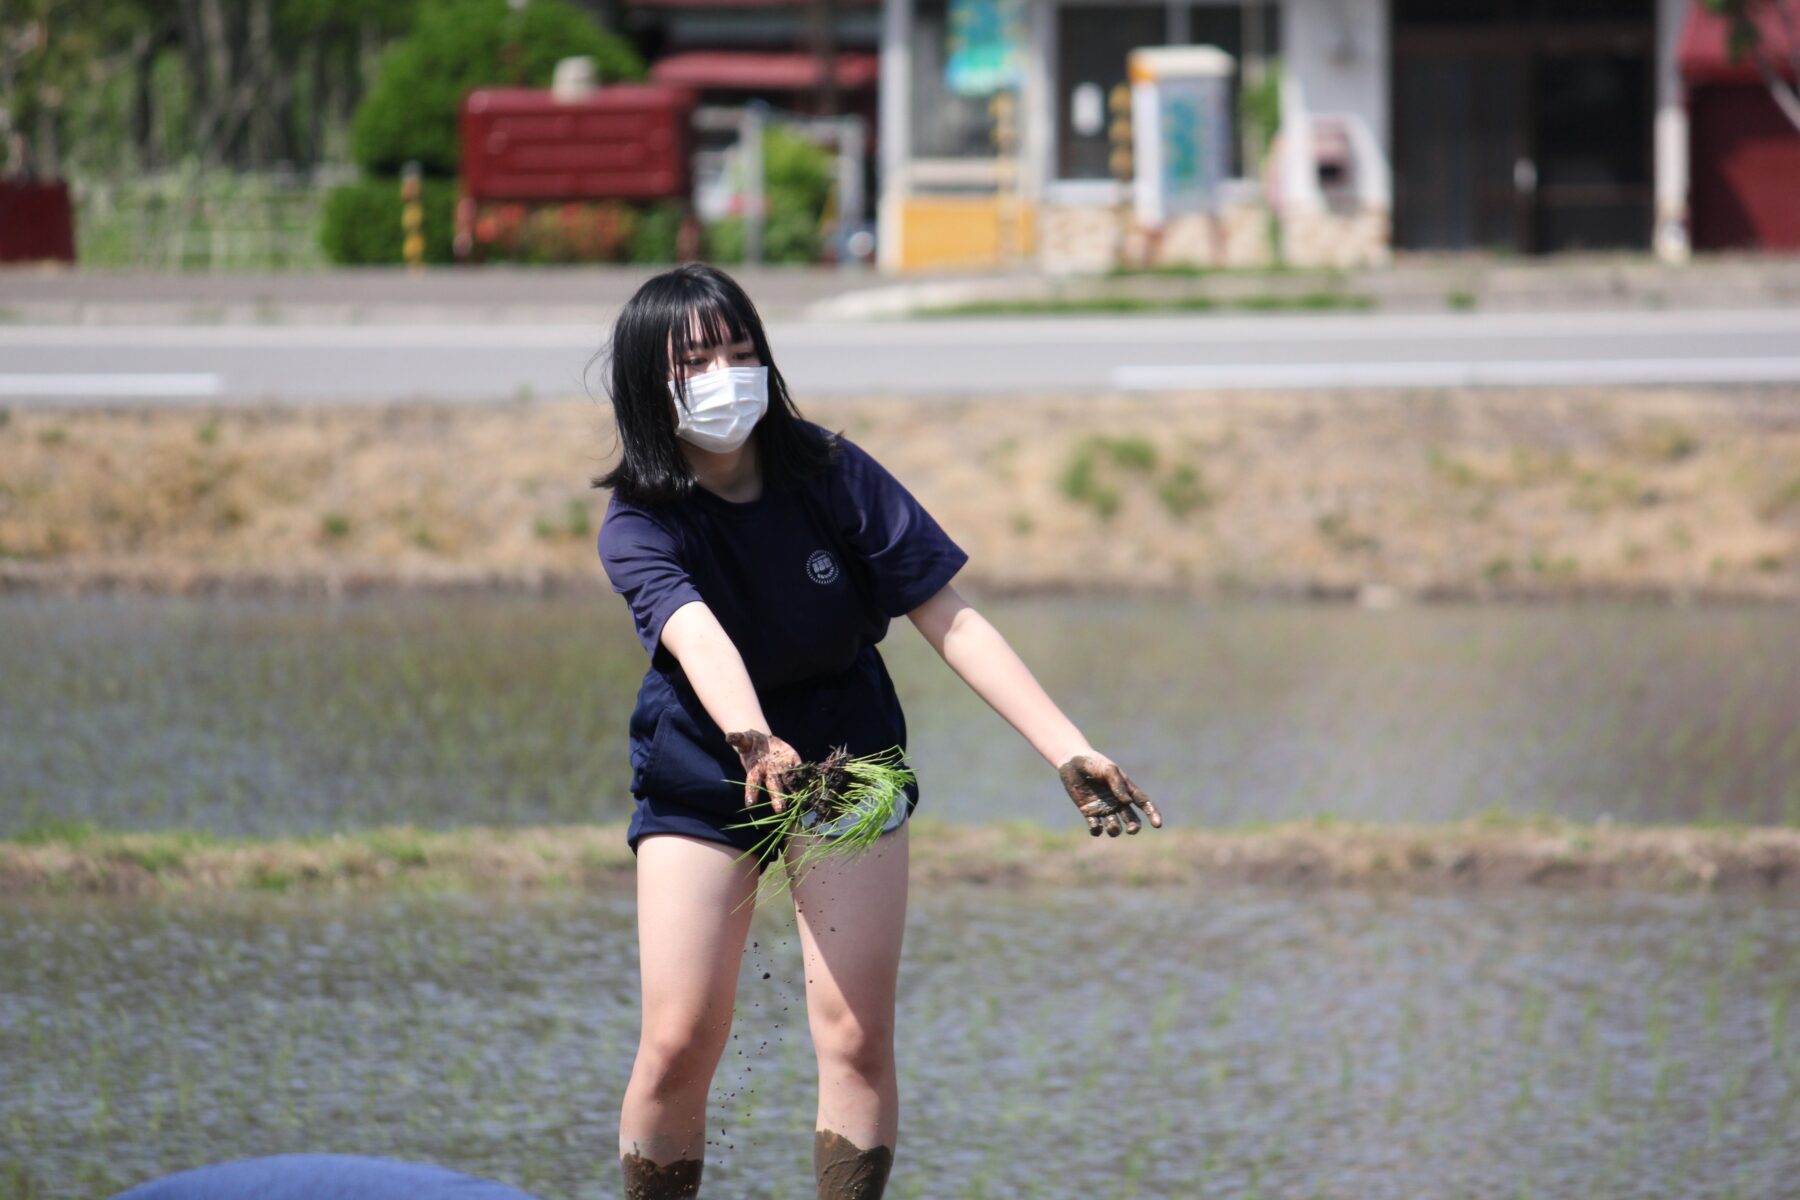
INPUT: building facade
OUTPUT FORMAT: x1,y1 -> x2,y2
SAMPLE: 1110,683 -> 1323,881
878,0 -> 1709,272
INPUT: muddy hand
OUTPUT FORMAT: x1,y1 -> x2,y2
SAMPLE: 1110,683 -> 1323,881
1057,753 -> 1162,837
726,729 -> 805,813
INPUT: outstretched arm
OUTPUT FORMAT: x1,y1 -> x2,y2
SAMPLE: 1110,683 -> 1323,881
906,583 -> 1161,836
661,600 -> 803,811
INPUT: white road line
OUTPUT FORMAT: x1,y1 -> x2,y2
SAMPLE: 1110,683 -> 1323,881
2,309 -> 1799,348
1109,357 -> 1800,390
0,373 -> 223,397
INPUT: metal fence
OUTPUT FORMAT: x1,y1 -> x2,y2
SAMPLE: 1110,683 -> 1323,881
69,165 -> 356,271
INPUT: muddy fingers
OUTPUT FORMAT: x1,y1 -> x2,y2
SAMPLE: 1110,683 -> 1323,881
725,729 -> 804,813
1057,753 -> 1162,836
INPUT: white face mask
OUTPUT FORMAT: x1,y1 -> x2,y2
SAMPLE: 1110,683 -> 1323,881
668,366 -> 768,453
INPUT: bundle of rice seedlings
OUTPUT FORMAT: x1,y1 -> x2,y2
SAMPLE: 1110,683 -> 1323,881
728,745 -> 913,901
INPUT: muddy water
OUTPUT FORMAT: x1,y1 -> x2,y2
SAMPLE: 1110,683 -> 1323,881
3,592 -> 1800,837
3,886 -> 1796,1199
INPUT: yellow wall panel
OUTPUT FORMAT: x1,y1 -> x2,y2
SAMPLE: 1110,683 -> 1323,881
899,197 -> 1035,271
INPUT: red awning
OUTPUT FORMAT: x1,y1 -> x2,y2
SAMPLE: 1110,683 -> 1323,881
629,1 -> 876,8
1680,0 -> 1799,86
649,50 -> 880,91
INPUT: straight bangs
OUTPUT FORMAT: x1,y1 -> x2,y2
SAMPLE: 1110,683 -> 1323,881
667,290 -> 752,413
593,263 -> 835,507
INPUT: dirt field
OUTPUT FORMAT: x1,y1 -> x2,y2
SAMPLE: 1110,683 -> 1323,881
4,817 -> 1797,896
2,386 -> 1798,600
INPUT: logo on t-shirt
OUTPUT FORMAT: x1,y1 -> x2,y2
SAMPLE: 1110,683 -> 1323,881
806,549 -> 841,585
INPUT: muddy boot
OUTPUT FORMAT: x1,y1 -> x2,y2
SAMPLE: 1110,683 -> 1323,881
620,1148 -> 702,1200
814,1129 -> 894,1200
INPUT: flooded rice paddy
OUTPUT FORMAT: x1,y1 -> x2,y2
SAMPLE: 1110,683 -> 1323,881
3,592 -> 1799,837
5,593 -> 1800,1197
3,884 -> 1798,1199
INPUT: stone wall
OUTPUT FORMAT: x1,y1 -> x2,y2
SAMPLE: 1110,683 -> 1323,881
1280,209 -> 1393,268
1038,201 -> 1389,272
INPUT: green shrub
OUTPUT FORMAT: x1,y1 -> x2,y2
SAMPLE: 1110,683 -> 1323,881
1156,463 -> 1213,518
702,126 -> 834,264
629,200 -> 685,263
320,178 -> 457,264
351,0 -> 643,178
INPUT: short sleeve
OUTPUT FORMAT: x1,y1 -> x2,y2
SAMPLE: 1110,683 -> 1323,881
831,435 -> 968,617
598,500 -> 705,663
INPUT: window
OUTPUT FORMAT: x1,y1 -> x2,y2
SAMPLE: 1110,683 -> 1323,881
911,0 -> 998,159
1055,5 -> 1166,180
1053,3 -> 1282,182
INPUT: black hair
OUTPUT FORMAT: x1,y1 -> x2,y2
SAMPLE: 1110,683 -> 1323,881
591,262 -> 834,505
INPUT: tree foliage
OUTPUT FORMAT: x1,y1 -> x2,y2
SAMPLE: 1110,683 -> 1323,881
349,0 -> 643,178
1702,0 -> 1800,133
2,0 -> 415,176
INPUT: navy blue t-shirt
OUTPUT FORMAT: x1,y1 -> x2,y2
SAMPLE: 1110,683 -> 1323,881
598,429 -> 967,816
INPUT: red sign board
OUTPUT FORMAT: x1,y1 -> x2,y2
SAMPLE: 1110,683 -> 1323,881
0,179 -> 76,264
459,85 -> 697,202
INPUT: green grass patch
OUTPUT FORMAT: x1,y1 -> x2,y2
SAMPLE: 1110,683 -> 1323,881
9,819 -> 99,846
104,842 -> 192,874
1156,463 -> 1212,518
1638,422 -> 1701,463
1063,437 -> 1218,523
1759,474 -> 1800,520
533,499 -> 593,541
360,829 -> 430,868
1059,443 -> 1121,521
249,863 -> 296,892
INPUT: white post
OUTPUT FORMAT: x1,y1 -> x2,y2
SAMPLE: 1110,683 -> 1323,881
743,102 -> 766,266
1022,0 -> 1052,209
1653,0 -> 1690,262
877,0 -> 913,272
1276,73 -> 1324,216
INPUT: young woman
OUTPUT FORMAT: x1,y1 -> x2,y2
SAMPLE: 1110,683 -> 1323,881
595,263 -> 1160,1200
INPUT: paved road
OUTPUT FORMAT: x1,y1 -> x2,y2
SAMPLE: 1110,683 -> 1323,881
4,309 -> 1800,405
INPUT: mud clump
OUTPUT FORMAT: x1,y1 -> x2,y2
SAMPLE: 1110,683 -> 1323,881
620,1151 -> 702,1200
792,746 -> 853,822
814,1128 -> 894,1199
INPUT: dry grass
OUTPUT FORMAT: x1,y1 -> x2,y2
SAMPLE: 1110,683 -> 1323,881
3,387 -> 1799,600
4,818 -> 1798,896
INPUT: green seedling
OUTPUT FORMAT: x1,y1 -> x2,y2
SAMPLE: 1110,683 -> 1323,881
727,745 -> 914,904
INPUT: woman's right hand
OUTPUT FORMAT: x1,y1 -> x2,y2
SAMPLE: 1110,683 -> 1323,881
725,730 -> 805,814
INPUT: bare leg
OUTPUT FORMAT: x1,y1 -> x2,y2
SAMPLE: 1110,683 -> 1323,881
620,834 -> 760,1197
789,824 -> 909,1198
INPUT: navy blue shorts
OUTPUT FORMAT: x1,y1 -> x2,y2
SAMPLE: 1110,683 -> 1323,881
627,791 -> 914,875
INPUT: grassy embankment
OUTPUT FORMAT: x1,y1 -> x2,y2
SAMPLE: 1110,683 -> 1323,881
5,817 -> 1799,896
2,387 -> 1798,601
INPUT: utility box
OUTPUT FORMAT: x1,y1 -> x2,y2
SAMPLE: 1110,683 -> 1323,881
459,84 -> 698,202
1126,46 -> 1235,228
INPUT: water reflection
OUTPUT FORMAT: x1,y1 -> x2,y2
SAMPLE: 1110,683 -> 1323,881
2,887 -> 1795,1198
3,593 -> 1797,836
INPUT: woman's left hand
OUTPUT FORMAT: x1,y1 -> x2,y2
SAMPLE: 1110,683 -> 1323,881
1057,752 -> 1162,837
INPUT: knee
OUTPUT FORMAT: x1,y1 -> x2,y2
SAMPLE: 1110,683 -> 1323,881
634,1016 -> 730,1095
812,1006 -> 895,1080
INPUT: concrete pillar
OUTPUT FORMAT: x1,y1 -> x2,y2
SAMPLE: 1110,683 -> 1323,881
1022,0 -> 1052,207
877,0 -> 914,273
1654,0 -> 1691,262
